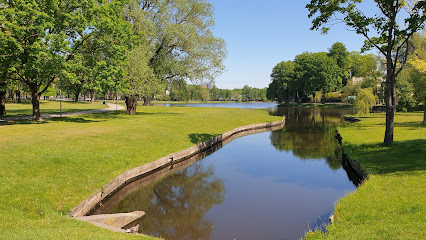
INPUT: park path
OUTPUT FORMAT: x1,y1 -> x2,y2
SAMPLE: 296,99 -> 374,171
0,103 -> 125,122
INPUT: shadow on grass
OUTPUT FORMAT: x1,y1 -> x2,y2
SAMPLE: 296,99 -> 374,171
48,117 -> 101,123
4,108 -> 107,117
345,139 -> 426,175
84,111 -> 184,120
188,133 -> 217,144
373,121 -> 426,128
0,119 -> 48,126
81,111 -> 126,119
136,112 -> 184,116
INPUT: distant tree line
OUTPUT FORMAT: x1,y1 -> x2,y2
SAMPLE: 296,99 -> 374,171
168,83 -> 267,102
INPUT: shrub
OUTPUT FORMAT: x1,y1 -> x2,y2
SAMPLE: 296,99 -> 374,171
325,92 -> 342,102
354,88 -> 376,114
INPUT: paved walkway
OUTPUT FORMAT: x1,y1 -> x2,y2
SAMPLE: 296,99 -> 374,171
0,103 -> 125,122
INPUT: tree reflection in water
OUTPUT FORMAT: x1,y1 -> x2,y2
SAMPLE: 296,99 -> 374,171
109,162 -> 225,239
269,107 -> 350,170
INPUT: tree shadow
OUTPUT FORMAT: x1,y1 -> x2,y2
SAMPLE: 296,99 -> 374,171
136,112 -> 184,116
344,139 -> 426,176
0,119 -> 48,126
48,117 -> 101,123
374,121 -> 426,128
81,111 -> 126,120
188,133 -> 218,144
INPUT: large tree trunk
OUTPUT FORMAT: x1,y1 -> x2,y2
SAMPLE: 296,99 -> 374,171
143,96 -> 151,106
74,90 -> 80,102
423,97 -> 426,124
384,62 -> 396,146
0,80 -> 6,116
16,89 -> 21,103
31,88 -> 41,120
125,95 -> 137,114
0,91 -> 6,116
90,90 -> 95,104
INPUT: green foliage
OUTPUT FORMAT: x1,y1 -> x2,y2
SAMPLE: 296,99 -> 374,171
198,87 -> 210,102
349,52 -> 381,78
267,61 -> 296,103
294,52 -> 342,97
354,88 -> 376,115
328,42 -> 351,85
341,80 -> 361,102
126,44 -> 163,98
408,32 -> 426,106
396,67 -> 417,112
325,91 -> 342,102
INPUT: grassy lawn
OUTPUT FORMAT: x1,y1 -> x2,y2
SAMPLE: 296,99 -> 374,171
0,106 -> 282,239
305,112 -> 426,240
1,101 -> 108,118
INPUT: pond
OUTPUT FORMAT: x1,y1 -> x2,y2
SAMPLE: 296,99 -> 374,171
156,102 -> 278,109
93,106 -> 357,240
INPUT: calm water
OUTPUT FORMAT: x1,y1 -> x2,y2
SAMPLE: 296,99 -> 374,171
98,106 -> 356,240
158,102 -> 278,109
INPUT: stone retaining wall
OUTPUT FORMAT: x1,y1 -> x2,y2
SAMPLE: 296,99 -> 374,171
71,118 -> 285,217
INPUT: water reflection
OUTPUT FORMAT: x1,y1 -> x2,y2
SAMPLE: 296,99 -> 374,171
111,163 -> 224,239
99,107 -> 356,239
269,107 -> 349,170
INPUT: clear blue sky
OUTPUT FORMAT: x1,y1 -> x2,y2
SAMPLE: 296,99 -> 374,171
209,0 -> 375,89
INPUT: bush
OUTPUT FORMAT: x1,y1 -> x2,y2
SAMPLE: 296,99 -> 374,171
354,88 -> 376,114
325,92 -> 342,102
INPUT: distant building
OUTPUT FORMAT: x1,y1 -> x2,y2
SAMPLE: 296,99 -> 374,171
202,81 -> 214,89
350,76 -> 384,86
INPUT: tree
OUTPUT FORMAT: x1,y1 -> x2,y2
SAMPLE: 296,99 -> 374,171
125,44 -> 160,114
123,0 -> 226,113
408,32 -> 426,123
328,42 -> 351,85
199,87 -> 210,102
307,0 -> 426,145
396,67 -> 417,112
294,52 -> 341,103
354,88 -> 376,115
349,52 -> 381,78
267,61 -> 297,103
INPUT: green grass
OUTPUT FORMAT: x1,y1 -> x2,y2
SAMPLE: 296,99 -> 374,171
305,112 -> 426,240
0,106 -> 282,239
1,100 -> 108,117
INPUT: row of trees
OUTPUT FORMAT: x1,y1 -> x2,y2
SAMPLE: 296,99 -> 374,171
0,0 -> 226,118
267,42 -> 373,104
169,84 -> 267,102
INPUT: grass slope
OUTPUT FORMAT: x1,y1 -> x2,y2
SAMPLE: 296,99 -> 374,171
306,112 -> 426,240
0,106 -> 281,239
